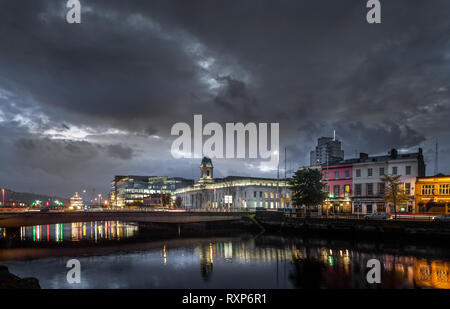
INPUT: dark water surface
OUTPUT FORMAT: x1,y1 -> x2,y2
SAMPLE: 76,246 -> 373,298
1,221 -> 450,289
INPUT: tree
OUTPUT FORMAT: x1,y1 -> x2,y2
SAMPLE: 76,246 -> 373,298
161,193 -> 172,208
381,175 -> 410,219
175,196 -> 182,208
289,168 -> 327,214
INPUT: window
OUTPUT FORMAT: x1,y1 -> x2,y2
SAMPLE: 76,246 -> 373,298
254,191 -> 257,198
405,183 -> 411,195
406,166 -> 411,175
344,185 -> 351,196
334,171 -> 339,179
368,168 -> 373,177
367,183 -> 373,196
355,184 -> 362,196
270,192 -> 274,199
259,191 -> 262,198
379,167 -> 385,176
345,170 -> 350,178
356,169 -> 361,177
378,183 -> 385,195
265,192 -> 268,199
333,185 -> 340,197
439,184 -> 450,195
324,172 -> 329,180
392,167 -> 398,175
422,185 -> 434,195
324,185 -> 329,192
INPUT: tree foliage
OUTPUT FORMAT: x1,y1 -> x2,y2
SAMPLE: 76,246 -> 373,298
161,193 -> 172,207
289,168 -> 326,210
381,174 -> 410,217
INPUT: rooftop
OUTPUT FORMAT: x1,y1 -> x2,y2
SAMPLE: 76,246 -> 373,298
321,148 -> 423,167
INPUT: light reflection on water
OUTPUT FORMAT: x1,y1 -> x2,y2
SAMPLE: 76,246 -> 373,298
1,222 -> 450,289
2,221 -> 139,242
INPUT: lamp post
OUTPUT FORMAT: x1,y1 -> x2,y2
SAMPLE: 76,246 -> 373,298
1,188 -> 5,207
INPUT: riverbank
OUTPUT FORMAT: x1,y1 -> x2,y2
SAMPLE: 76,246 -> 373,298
0,265 -> 40,289
255,211 -> 450,242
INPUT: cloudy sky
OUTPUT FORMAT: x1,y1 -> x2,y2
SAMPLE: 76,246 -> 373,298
0,0 -> 449,198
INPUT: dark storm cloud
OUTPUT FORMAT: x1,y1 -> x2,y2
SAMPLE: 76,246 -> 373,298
14,137 -> 99,176
106,144 -> 134,160
0,0 -> 449,196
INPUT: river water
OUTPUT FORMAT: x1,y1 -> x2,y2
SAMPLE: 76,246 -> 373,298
0,221 -> 449,289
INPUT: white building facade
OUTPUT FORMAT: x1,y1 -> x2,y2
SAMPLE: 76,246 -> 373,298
352,149 -> 426,214
175,157 -> 292,210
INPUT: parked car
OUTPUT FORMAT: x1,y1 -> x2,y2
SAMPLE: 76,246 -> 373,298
433,214 -> 450,223
364,212 -> 391,220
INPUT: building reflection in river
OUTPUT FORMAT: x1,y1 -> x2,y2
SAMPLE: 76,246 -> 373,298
2,224 -> 450,289
15,221 -> 138,243
191,240 -> 450,289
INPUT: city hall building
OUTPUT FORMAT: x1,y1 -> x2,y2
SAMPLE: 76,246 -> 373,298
174,157 -> 292,210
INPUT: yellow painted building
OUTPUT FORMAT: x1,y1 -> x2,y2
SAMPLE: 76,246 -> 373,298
415,175 -> 450,214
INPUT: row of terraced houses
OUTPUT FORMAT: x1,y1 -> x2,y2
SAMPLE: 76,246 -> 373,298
311,136 -> 449,215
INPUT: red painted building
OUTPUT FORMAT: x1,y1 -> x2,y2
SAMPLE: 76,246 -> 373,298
321,163 -> 353,213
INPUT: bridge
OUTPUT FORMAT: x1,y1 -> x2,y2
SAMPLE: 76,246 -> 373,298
0,210 -> 246,228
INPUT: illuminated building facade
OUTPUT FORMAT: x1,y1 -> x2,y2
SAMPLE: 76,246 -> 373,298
352,149 -> 425,214
415,175 -> 450,214
70,192 -> 84,209
317,148 -> 426,214
175,157 -> 292,209
321,162 -> 353,213
111,175 -> 194,207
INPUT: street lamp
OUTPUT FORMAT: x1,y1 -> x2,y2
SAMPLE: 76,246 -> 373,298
1,188 -> 5,207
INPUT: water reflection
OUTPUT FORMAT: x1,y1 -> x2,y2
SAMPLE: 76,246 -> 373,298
183,240 -> 450,289
1,224 -> 450,289
10,221 -> 139,243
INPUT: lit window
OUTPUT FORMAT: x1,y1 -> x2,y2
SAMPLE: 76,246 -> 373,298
439,184 -> 450,195
422,185 -> 434,195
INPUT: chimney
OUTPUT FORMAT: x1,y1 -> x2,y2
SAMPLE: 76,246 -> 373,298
390,148 -> 398,159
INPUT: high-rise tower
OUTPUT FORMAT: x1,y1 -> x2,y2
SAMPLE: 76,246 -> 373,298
310,136 -> 344,166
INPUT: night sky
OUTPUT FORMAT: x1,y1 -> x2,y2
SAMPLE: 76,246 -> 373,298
0,1 -> 449,197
